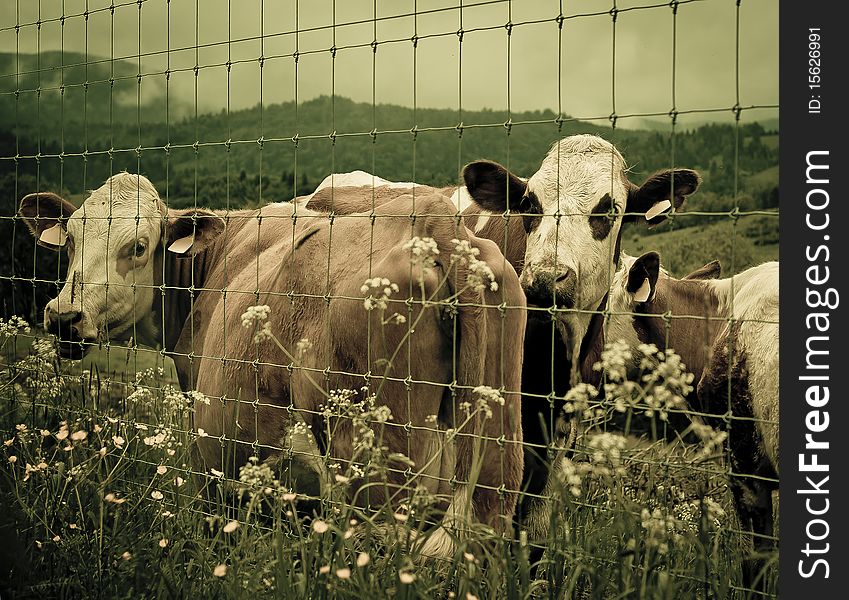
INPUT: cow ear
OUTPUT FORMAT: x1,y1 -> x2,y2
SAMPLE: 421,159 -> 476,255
683,259 -> 722,280
626,251 -> 661,303
18,192 -> 77,249
626,169 -> 701,226
462,160 -> 528,212
165,209 -> 226,256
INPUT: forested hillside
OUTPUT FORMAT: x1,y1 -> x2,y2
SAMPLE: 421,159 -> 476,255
1,52 -> 778,318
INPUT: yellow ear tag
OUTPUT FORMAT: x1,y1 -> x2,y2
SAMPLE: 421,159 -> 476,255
40,224 -> 67,246
645,199 -> 672,221
167,235 -> 194,254
634,278 -> 652,303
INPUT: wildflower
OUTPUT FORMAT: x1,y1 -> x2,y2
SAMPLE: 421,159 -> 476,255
312,520 -> 329,534
2,439 -> 12,447
402,236 -> 440,270
241,305 -> 273,343
151,490 -> 164,501
319,565 -> 331,575
175,477 -> 185,487
112,436 -> 125,447
387,312 -> 407,325
197,428 -> 209,438
361,277 -> 400,311
210,468 -> 225,478
52,535 -> 60,542
186,390 -> 210,406
98,447 -> 107,457
122,551 -> 132,561
336,568 -> 351,580
240,304 -> 271,328
161,511 -> 174,518
463,552 -> 475,563
282,492 -> 296,502
156,465 -> 168,475
556,457 -> 583,497
93,424 -> 102,433
41,430 -> 51,437
451,238 -> 498,292
238,457 -> 285,497
393,512 -> 409,523
296,338 -> 313,357
15,424 -> 27,433
356,552 -> 370,567
158,538 -> 168,548
563,383 -> 600,419
223,520 -> 240,533
7,455 -> 16,464
399,571 -> 416,584
334,474 -> 350,484
0,316 -> 31,336
35,540 -> 42,549
68,523 -> 78,530
213,564 -> 227,577
56,425 -> 69,441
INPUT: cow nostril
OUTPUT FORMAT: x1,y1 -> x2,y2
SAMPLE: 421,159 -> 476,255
47,310 -> 83,336
57,311 -> 82,325
555,271 -> 571,283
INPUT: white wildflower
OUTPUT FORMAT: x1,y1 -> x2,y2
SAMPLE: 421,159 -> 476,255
451,238 -> 498,293
361,277 -> 400,311
402,236 -> 440,270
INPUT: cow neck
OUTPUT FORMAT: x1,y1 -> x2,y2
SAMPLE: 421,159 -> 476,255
155,208 -> 248,352
576,230 -> 623,384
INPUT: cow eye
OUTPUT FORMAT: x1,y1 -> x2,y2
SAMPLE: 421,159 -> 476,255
134,242 -> 147,257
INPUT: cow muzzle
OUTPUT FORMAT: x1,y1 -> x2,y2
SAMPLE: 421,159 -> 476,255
44,305 -> 95,359
521,267 -> 577,309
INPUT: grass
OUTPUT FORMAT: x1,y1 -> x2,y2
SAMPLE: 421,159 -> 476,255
624,215 -> 779,278
0,319 -> 778,599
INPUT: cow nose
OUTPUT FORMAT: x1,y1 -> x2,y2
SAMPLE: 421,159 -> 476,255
45,307 -> 82,337
555,270 -> 573,284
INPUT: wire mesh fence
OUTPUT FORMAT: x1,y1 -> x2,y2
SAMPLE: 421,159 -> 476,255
0,1 -> 778,598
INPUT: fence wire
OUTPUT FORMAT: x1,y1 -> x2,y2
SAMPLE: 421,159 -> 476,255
0,1 -> 778,598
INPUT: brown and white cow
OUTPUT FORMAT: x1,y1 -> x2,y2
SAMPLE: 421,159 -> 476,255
18,172 -> 527,558
302,140 -> 703,539
595,251 -> 779,585
462,135 -> 701,368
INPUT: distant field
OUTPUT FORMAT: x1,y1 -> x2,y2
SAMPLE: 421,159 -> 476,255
623,214 -> 779,278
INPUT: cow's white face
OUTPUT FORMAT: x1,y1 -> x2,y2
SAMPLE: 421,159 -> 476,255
520,136 -> 630,312
463,134 -> 700,345
19,172 -> 224,358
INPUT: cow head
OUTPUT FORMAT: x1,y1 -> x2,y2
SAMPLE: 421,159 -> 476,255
19,172 -> 225,358
463,134 -> 700,345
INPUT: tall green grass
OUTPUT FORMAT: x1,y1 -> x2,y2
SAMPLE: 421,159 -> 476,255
0,307 -> 777,598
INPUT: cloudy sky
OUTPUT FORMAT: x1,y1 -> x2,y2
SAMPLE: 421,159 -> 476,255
1,0 -> 778,126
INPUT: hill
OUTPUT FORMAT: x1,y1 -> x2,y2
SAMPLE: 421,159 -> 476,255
0,53 -> 779,319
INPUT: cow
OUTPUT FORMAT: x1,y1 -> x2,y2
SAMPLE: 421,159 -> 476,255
17,172 -> 528,559
593,251 -> 779,587
461,135 -> 701,368
302,138 -> 703,548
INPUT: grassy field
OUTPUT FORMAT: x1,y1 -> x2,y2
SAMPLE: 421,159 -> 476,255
624,214 -> 778,279
0,321 -> 777,599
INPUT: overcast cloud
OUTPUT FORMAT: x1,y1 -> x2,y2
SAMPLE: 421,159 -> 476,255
1,0 -> 778,126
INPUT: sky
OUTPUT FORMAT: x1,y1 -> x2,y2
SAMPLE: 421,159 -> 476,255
0,0 -> 778,127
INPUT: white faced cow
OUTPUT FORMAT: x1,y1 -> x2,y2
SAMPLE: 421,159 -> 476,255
18,172 -> 527,560
462,134 -> 701,372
